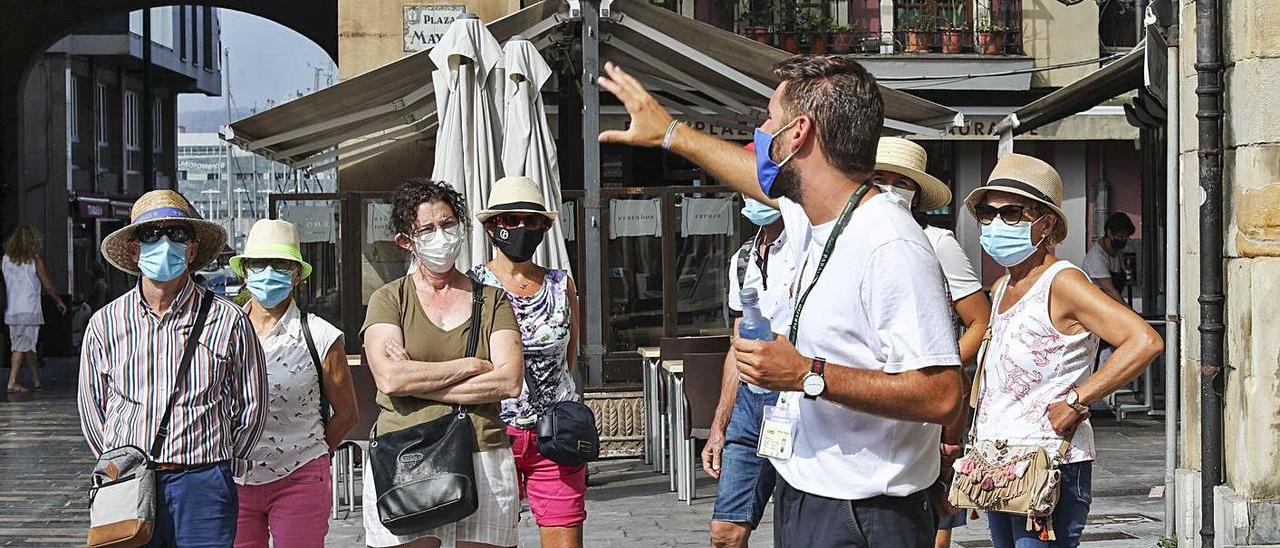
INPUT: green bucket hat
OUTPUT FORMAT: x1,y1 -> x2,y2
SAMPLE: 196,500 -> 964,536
229,219 -> 313,279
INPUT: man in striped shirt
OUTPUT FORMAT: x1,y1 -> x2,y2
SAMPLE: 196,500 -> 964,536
78,190 -> 267,546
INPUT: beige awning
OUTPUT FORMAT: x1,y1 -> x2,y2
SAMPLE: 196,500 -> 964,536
995,45 -> 1145,136
225,0 -> 962,173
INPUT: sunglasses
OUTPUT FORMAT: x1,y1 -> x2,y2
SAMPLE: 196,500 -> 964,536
134,225 -> 195,244
242,259 -> 300,274
487,213 -> 552,231
974,204 -> 1035,225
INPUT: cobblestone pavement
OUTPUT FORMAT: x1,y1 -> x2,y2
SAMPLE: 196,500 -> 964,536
2,360 -> 1169,546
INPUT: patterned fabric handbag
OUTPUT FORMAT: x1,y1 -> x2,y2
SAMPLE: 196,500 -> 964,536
947,279 -> 1073,541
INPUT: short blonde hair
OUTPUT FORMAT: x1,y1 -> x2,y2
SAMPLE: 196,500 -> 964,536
3,225 -> 41,265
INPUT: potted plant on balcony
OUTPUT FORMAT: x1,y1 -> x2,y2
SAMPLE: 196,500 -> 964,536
777,3 -> 803,53
938,3 -> 966,54
732,0 -> 773,45
831,23 -> 858,54
801,12 -> 834,54
976,15 -> 1006,55
899,10 -> 935,54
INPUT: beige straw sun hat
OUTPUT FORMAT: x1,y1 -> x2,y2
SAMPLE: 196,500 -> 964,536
101,190 -> 227,276
963,153 -> 1069,243
875,137 -> 952,212
229,219 -> 313,280
475,176 -> 558,224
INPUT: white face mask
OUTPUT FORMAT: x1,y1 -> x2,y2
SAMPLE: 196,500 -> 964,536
875,184 -> 917,208
411,224 -> 463,274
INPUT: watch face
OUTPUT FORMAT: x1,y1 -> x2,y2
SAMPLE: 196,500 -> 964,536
1066,390 -> 1078,406
802,374 -> 825,396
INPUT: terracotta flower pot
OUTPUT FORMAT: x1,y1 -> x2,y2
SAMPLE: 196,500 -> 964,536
779,32 -> 801,54
832,31 -> 855,53
809,33 -> 830,54
745,26 -> 771,46
905,31 -> 931,54
978,31 -> 1006,55
940,29 -> 964,54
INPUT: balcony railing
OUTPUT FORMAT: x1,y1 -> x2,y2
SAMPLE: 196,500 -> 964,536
703,0 -> 1023,56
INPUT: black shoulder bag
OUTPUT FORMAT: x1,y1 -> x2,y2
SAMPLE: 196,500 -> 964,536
298,311 -> 330,424
525,365 -> 600,467
367,280 -> 485,536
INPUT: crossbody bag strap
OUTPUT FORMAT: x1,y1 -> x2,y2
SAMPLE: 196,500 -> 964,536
149,289 -> 216,461
966,277 -> 1009,443
299,309 -> 331,424
453,280 -> 487,415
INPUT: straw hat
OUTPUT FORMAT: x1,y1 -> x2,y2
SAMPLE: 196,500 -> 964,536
874,137 -> 951,212
963,153 -> 1069,243
101,190 -> 227,276
475,176 -> 558,223
229,219 -> 313,280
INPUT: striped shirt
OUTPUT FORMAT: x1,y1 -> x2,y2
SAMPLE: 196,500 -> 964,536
77,279 -> 268,467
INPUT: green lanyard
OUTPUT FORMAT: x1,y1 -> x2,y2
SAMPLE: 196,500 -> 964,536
788,182 -> 872,343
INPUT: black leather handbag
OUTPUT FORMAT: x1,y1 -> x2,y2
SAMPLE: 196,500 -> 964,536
525,367 -> 601,467
367,281 -> 486,536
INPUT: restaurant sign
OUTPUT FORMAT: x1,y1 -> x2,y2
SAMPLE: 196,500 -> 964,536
403,5 -> 466,52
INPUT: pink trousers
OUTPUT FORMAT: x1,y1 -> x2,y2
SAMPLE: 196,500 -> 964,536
235,455 -> 332,548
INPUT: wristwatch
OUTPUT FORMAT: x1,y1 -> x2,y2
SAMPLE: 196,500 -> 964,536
802,357 -> 827,399
1064,388 -> 1089,413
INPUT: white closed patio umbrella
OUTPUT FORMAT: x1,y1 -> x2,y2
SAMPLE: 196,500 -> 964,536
501,36 -> 572,273
431,13 -> 505,270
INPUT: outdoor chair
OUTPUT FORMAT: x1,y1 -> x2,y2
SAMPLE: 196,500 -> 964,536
680,351 -> 728,504
331,361 -> 381,519
656,335 -> 729,496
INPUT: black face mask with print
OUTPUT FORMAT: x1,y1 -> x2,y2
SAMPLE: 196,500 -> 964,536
491,226 -> 546,263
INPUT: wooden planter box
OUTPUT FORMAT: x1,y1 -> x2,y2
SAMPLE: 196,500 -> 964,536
584,387 -> 645,458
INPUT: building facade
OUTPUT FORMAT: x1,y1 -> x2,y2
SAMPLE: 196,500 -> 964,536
7,7 -> 222,306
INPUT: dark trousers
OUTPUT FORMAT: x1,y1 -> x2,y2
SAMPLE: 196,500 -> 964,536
773,475 -> 935,548
147,461 -> 238,548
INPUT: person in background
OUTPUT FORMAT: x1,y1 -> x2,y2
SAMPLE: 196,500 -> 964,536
964,154 -> 1162,547
362,179 -> 524,548
78,190 -> 267,546
702,192 -> 794,548
868,137 -> 992,548
3,225 -> 67,393
230,219 -> 359,547
469,176 -> 586,548
1082,212 -> 1135,304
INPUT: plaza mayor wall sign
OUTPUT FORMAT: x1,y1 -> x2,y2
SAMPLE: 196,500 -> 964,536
403,5 -> 466,52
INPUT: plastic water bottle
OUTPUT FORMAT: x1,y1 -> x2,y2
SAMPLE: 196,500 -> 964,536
737,288 -> 775,341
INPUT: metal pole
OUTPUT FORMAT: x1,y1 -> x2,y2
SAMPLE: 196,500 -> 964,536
581,0 -> 606,386
1164,3 -> 1180,536
142,8 -> 155,190
224,48 -> 234,236
1194,0 -> 1225,541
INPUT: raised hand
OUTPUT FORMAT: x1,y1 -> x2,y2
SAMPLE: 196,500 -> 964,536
597,62 -> 674,148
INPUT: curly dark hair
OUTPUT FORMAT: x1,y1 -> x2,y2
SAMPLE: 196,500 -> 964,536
773,55 -> 883,178
390,179 -> 469,236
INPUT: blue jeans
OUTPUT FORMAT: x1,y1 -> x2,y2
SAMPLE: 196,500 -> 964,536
987,461 -> 1092,548
711,384 -> 778,527
148,461 -> 238,548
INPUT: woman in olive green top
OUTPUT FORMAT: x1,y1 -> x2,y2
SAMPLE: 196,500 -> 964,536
361,179 -> 525,548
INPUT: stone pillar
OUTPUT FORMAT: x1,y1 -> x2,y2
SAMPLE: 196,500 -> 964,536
1176,0 -> 1280,544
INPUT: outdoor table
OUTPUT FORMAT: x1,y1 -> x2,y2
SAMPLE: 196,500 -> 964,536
638,346 -> 663,472
662,359 -> 690,501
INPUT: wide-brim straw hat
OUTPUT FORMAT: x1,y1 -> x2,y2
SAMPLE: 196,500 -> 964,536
101,190 -> 228,276
475,176 -> 558,223
229,219 -> 313,280
874,137 -> 951,212
964,153 -> 1069,243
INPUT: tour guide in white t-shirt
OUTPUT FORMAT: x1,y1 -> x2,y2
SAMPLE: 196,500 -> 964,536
599,56 -> 963,548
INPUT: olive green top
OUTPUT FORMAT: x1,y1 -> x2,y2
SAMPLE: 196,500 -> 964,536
361,275 -> 517,451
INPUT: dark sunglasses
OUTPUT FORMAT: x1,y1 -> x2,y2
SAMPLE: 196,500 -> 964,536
975,204 -> 1038,225
487,213 -> 551,231
133,225 -> 195,244
242,259 -> 299,274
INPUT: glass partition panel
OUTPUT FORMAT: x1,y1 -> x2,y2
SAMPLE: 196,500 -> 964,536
605,196 -> 664,353
275,198 -> 342,327
360,195 -> 409,321
674,192 -> 751,337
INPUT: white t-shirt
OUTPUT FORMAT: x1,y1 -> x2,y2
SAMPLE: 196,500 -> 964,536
238,301 -> 344,485
1082,242 -> 1118,280
923,226 -> 983,302
771,194 -> 961,500
727,228 -> 798,394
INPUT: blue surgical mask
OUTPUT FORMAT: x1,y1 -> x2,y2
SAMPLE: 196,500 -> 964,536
245,267 -> 294,309
980,217 -> 1045,267
137,236 -> 189,282
741,198 -> 781,226
753,118 -> 801,199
